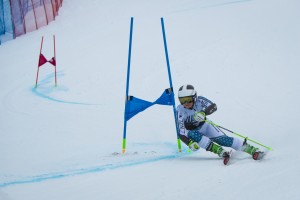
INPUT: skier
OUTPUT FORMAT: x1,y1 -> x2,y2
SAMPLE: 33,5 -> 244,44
176,84 -> 263,163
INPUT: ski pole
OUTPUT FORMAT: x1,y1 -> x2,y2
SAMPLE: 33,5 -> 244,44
204,120 -> 273,151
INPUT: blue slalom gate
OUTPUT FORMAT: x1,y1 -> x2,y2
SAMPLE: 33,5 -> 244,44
122,17 -> 181,153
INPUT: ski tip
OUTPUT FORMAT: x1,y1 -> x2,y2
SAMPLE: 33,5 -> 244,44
223,150 -> 232,166
253,151 -> 265,160
223,157 -> 230,165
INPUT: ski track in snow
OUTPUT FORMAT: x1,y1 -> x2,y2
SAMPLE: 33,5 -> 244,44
0,148 -> 188,188
31,72 -> 100,105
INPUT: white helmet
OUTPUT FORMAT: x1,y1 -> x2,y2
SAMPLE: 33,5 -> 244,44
178,84 -> 197,98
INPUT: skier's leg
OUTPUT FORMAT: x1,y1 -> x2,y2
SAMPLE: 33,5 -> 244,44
211,135 -> 243,150
199,123 -> 243,150
187,129 -> 229,158
187,129 -> 210,149
200,123 -> 263,159
242,139 -> 264,160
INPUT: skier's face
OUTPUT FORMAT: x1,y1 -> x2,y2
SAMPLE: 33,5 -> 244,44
183,101 -> 194,109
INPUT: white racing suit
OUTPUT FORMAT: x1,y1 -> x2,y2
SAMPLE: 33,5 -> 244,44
176,96 -> 243,151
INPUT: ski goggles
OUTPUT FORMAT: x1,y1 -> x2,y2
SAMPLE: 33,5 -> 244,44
179,96 -> 194,104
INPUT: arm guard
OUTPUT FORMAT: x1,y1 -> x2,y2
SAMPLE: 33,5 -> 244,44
198,97 -> 217,115
179,134 -> 192,146
203,103 -> 217,115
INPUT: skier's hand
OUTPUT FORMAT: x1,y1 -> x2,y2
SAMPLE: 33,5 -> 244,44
188,141 -> 200,151
194,111 -> 206,122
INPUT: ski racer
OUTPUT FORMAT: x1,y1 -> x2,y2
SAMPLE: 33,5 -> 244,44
176,84 -> 263,161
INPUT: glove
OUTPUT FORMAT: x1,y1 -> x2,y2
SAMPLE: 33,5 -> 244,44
184,115 -> 201,130
193,111 -> 206,122
188,140 -> 200,151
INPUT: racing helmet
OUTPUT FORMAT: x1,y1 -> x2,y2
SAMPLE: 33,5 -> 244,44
178,84 -> 197,104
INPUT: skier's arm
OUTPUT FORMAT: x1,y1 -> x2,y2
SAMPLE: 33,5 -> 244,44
179,134 -> 200,151
179,134 -> 191,146
184,115 -> 203,130
203,103 -> 217,115
177,109 -> 194,144
198,96 -> 217,115
177,108 -> 200,151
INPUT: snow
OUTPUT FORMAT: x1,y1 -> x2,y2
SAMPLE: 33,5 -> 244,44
1,0 -> 300,199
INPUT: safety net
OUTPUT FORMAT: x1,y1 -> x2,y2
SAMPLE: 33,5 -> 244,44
0,0 -> 63,45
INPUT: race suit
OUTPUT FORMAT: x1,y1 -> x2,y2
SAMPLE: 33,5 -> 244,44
176,96 -> 243,151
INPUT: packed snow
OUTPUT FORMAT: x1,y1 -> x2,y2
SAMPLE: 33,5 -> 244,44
1,0 -> 300,199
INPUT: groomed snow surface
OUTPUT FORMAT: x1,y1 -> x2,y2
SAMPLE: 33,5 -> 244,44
1,0 -> 300,199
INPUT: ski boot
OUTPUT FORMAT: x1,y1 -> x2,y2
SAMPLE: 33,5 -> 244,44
207,142 -> 231,165
242,138 -> 264,160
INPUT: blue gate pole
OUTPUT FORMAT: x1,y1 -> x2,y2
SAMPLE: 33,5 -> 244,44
161,18 -> 182,152
122,17 -> 134,154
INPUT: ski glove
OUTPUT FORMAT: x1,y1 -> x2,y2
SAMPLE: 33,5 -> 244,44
188,140 -> 200,151
194,111 -> 206,122
184,115 -> 201,130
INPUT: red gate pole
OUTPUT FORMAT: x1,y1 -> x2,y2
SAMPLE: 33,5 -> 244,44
53,35 -> 57,87
35,36 -> 44,87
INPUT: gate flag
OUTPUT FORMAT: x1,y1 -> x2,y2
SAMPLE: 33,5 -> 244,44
125,88 -> 174,121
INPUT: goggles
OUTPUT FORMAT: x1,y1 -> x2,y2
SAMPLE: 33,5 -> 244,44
179,96 -> 194,104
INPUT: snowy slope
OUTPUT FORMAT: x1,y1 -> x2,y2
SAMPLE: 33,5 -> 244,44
1,0 -> 300,199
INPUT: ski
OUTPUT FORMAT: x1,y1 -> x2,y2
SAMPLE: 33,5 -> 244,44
223,150 -> 232,165
253,151 -> 265,160
223,150 -> 265,165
